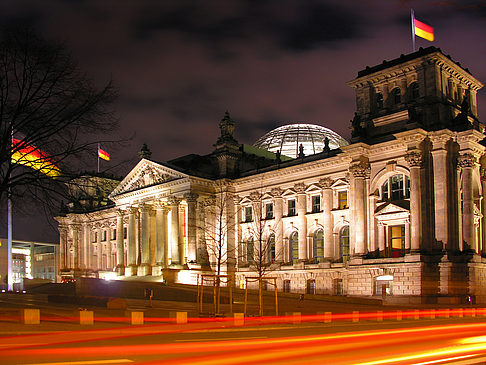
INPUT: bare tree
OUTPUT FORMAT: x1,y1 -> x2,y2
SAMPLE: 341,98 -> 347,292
244,189 -> 282,317
201,180 -> 241,313
0,27 -> 118,213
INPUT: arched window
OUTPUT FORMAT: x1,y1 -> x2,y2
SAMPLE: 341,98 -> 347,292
289,232 -> 299,263
247,237 -> 254,264
313,229 -> 324,263
410,82 -> 419,99
340,226 -> 350,263
392,87 -> 401,105
376,92 -> 384,109
267,234 -> 276,263
381,174 -> 410,201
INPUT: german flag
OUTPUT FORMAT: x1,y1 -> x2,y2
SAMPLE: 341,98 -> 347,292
11,138 -> 60,177
414,18 -> 434,42
98,147 -> 110,161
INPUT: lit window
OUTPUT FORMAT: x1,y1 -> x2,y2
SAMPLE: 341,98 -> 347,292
390,225 -> 405,258
289,232 -> 299,263
288,199 -> 296,216
312,195 -> 321,213
313,229 -> 324,263
267,234 -> 276,263
265,203 -> 274,219
245,206 -> 253,222
247,237 -> 254,264
338,191 -> 348,209
340,226 -> 350,263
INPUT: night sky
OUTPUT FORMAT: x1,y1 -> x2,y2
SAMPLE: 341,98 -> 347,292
1,0 -> 486,242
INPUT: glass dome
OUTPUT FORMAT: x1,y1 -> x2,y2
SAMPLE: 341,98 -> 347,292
253,123 -> 348,158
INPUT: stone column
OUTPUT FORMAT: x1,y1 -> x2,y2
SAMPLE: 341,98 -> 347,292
481,169 -> 486,256
96,225 -> 103,270
271,188 -> 284,263
459,153 -> 477,252
405,150 -> 423,252
320,178 -> 334,259
349,161 -> 370,256
72,225 -> 80,270
168,197 -> 182,265
405,220 -> 411,251
116,210 -> 125,275
139,203 -> 152,275
127,206 -> 138,276
59,226 -> 67,271
430,136 -> 450,249
184,193 -> 199,263
378,222 -> 385,254
154,202 -> 169,269
294,183 -> 308,261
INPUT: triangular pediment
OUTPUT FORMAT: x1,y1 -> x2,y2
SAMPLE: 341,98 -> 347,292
331,179 -> 349,189
282,188 -> 296,197
375,201 -> 410,215
109,159 -> 188,198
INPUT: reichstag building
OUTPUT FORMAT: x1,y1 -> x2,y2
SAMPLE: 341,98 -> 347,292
57,46 -> 486,304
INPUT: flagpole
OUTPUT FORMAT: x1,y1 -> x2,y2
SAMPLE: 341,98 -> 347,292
411,9 -> 416,52
97,143 -> 100,173
7,125 -> 13,292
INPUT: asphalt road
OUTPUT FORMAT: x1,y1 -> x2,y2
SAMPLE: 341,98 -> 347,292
1,309 -> 486,364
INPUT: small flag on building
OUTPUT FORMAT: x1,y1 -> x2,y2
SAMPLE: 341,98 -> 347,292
414,18 -> 434,41
411,9 -> 434,51
98,146 -> 110,161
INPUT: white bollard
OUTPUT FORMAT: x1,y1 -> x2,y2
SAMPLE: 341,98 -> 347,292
130,311 -> 144,325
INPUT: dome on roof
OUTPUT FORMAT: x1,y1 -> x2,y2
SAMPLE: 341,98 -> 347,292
253,123 -> 348,158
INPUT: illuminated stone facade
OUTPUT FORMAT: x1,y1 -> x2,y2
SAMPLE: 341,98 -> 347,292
57,47 -> 486,304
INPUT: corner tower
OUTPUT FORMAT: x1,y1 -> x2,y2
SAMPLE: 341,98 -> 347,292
348,46 -> 483,143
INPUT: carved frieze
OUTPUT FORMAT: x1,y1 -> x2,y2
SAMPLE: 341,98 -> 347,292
270,187 -> 283,198
184,192 -> 199,203
294,182 -> 306,194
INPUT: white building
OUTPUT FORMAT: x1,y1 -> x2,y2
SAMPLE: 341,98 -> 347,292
56,47 -> 486,304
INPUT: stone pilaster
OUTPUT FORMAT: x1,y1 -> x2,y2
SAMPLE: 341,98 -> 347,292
294,182 -> 307,261
405,150 -> 423,252
481,168 -> 486,256
115,210 -> 125,275
96,224 -> 103,271
154,201 -> 169,269
319,178 -> 334,259
349,161 -> 370,255
271,187 -> 284,263
459,153 -> 477,252
430,135 -> 451,250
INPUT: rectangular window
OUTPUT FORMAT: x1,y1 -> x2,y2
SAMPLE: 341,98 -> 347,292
390,225 -> 405,257
288,199 -> 296,216
265,203 -> 274,219
93,231 -> 98,243
338,191 -> 348,209
312,195 -> 321,213
112,229 -> 117,240
245,206 -> 253,222
102,230 -> 107,242
390,174 -> 404,200
123,227 -> 127,239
